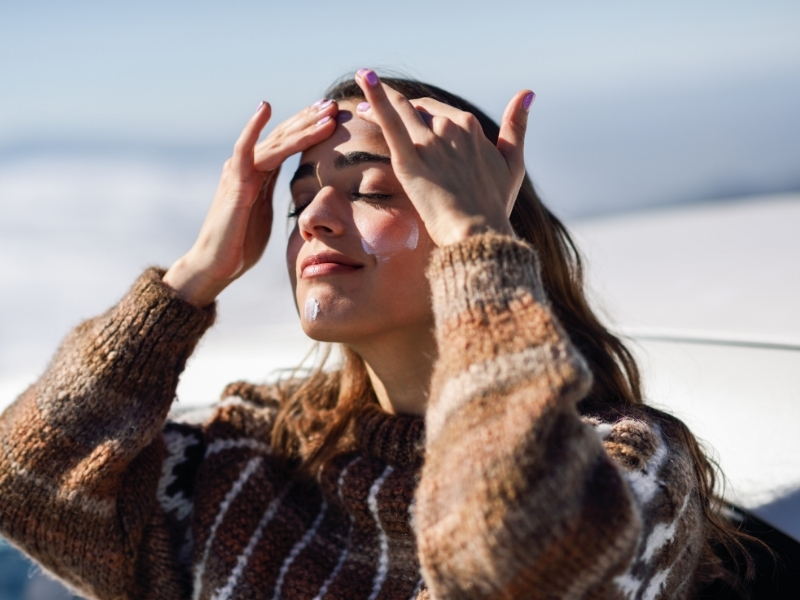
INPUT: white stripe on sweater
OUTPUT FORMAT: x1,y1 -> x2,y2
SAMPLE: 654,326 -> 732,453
312,456 -> 362,600
642,566 -> 672,600
158,428 -> 201,520
210,484 -> 292,600
205,437 -> 271,457
367,465 -> 394,600
409,577 -> 424,599
614,572 -> 642,599
191,456 -> 262,600
623,425 -> 668,506
642,492 -> 690,563
271,501 -> 328,600
312,524 -> 351,600
338,456 -> 361,503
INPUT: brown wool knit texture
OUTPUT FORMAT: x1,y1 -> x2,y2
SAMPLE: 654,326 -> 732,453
0,234 -> 705,599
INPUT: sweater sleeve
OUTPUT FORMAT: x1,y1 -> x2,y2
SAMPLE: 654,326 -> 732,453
0,268 -> 215,599
415,234 -> 705,599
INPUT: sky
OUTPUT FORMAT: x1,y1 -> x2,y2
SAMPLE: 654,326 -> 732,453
2,0 -> 800,214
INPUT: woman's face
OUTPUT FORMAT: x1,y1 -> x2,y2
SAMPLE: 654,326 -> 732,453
286,100 -> 436,344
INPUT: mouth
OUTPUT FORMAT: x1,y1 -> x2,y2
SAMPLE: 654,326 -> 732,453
300,251 -> 364,279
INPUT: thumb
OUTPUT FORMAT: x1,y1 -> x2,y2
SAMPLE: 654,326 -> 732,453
497,90 -> 534,180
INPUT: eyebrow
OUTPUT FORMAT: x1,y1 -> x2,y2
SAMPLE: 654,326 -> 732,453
290,151 -> 391,187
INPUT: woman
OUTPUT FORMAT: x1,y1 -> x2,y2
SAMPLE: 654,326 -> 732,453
0,70 -> 747,599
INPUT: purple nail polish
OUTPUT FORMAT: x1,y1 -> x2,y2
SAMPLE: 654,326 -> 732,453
522,92 -> 536,111
365,70 -> 379,87
357,102 -> 370,112
312,98 -> 326,108
317,115 -> 332,126
256,100 -> 266,113
317,99 -> 334,110
356,68 -> 369,79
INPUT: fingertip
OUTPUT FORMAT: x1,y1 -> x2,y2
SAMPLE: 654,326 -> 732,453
253,101 -> 272,125
356,68 -> 379,87
522,91 -> 536,112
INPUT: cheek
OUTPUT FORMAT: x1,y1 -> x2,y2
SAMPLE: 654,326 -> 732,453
354,210 -> 420,261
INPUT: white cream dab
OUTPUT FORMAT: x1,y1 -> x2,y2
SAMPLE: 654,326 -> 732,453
405,221 -> 419,250
304,298 -> 320,322
357,217 -> 419,262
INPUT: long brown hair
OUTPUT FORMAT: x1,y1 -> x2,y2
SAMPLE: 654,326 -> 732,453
269,75 -> 758,593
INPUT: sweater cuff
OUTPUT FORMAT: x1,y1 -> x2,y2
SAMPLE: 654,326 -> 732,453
42,267 -> 217,404
102,267 -> 216,382
132,266 -> 217,342
426,233 -> 546,326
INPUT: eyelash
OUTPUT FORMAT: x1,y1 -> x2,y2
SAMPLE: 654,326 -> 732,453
287,192 -> 392,219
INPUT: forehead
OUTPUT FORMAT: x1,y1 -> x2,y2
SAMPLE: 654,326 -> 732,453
299,101 -> 389,164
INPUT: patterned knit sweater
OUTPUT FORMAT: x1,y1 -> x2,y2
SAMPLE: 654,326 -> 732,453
0,234 -> 706,599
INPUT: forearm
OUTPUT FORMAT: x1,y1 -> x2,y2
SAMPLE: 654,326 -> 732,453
416,234 -> 640,597
0,268 -> 214,597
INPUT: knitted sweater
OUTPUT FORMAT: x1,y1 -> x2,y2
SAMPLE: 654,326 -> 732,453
0,234 -> 706,599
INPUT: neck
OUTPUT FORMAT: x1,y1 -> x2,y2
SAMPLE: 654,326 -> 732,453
349,326 -> 436,417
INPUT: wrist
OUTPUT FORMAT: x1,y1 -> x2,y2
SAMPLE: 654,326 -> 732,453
162,255 -> 225,307
435,215 -> 515,247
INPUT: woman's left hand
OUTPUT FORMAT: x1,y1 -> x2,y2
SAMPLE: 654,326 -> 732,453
354,69 -> 533,247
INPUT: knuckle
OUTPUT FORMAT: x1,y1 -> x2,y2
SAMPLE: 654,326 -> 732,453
510,118 -> 527,137
462,113 -> 479,129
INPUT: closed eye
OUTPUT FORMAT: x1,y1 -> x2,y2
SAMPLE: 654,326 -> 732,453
352,192 -> 392,201
287,200 -> 312,219
288,192 -> 393,219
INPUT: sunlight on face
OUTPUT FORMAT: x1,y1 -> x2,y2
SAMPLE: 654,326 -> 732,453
285,100 -> 436,345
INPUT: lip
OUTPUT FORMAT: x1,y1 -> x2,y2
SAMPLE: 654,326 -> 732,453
300,251 -> 363,279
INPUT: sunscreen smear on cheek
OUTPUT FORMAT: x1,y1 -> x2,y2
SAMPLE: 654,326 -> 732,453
405,221 -> 419,250
356,216 -> 419,262
304,298 -> 321,322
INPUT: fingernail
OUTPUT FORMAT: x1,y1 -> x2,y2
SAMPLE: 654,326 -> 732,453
256,100 -> 267,113
316,115 -> 332,126
357,102 -> 370,112
522,92 -> 536,111
312,98 -> 326,108
357,68 -> 379,87
317,99 -> 334,110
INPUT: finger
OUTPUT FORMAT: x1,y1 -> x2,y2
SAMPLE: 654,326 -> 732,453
253,101 -> 338,170
231,101 -> 273,172
354,69 -> 430,164
259,98 -> 337,141
410,97 -> 478,129
410,97 -> 484,140
497,90 -> 534,180
255,165 -> 281,210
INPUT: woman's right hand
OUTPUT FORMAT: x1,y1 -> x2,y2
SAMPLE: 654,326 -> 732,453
163,99 -> 339,306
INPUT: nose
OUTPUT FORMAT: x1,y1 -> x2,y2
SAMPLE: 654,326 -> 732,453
297,186 -> 348,243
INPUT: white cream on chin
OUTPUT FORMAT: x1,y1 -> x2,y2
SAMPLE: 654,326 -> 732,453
304,298 -> 320,322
